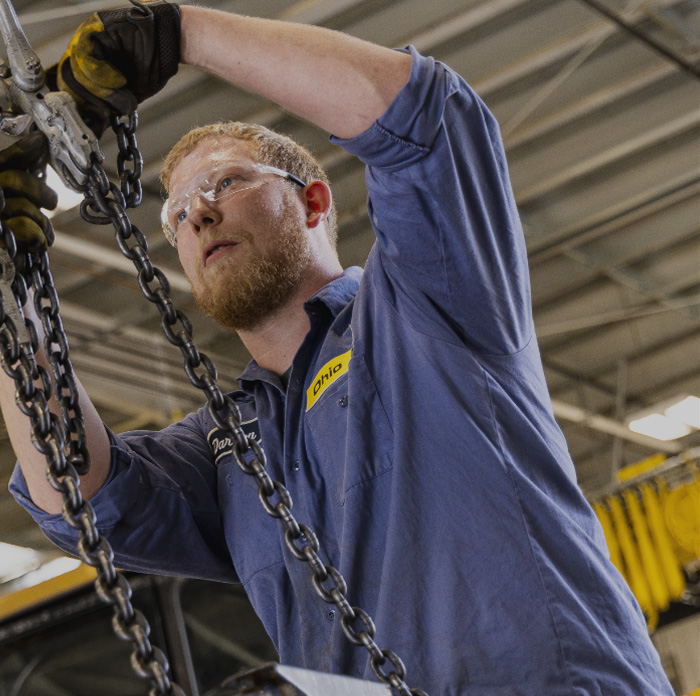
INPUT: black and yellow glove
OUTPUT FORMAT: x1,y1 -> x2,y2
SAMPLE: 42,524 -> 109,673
51,1 -> 180,134
0,132 -> 57,253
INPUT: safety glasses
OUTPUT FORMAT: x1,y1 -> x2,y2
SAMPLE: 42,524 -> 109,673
161,163 -> 307,247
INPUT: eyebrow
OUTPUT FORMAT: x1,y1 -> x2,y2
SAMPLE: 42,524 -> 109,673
170,164 -> 259,194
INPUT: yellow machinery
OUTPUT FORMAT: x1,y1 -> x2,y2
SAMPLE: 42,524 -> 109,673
591,452 -> 700,695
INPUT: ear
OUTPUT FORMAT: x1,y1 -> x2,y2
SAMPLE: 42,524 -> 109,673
302,180 -> 332,229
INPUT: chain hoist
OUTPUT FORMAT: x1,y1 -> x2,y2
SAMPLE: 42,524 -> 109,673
0,1 -> 427,694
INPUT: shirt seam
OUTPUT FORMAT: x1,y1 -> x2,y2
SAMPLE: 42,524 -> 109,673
241,557 -> 286,587
372,121 -> 430,153
481,365 -> 577,696
343,462 -> 393,498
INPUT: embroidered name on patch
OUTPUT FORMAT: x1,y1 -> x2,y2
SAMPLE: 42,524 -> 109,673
306,349 -> 352,411
207,418 -> 261,464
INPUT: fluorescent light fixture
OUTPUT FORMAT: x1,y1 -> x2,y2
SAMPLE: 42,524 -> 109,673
44,166 -> 84,217
0,542 -> 41,583
628,414 -> 691,441
627,394 -> 700,441
665,395 -> 700,429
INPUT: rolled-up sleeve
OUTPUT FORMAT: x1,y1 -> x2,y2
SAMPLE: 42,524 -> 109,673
332,46 -> 532,355
10,417 -> 238,582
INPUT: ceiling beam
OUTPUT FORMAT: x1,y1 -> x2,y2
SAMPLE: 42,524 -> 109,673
578,0 -> 700,79
527,171 -> 700,262
504,63 -> 675,150
551,399 -> 683,453
516,110 -> 700,206
53,229 -> 191,293
583,445 -> 700,500
547,325 -> 700,404
277,0 -> 377,24
536,293 -> 700,338
531,239 -> 700,330
408,0 -> 529,54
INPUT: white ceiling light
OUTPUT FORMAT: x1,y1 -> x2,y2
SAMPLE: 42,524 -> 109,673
628,414 -> 691,441
627,394 -> 700,441
44,166 -> 84,217
665,395 -> 700,429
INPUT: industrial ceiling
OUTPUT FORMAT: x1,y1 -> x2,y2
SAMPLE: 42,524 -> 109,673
0,0 -> 698,563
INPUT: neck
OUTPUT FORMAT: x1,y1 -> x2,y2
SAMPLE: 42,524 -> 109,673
238,268 -> 341,375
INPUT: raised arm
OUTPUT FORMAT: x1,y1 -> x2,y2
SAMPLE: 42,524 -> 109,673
178,6 -> 411,138
55,1 -> 411,140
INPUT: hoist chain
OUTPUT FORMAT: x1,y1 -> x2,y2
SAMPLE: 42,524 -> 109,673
97,114 -> 428,695
0,113 -> 184,696
31,252 -> 89,476
0,276 -> 184,696
3,110 -> 427,696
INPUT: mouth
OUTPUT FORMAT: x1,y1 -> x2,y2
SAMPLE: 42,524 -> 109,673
203,240 -> 239,265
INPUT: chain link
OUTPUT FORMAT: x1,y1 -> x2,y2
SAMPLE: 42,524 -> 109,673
2,111 -> 427,696
113,112 -> 143,209
0,115 -> 184,696
0,251 -> 186,696
30,252 -> 90,475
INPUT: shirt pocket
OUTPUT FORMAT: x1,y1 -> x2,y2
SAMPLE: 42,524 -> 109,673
304,353 -> 393,505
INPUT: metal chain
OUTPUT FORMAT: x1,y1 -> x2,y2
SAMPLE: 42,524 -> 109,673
1,110 -> 427,696
85,113 -> 429,696
31,252 -> 90,476
0,114 -> 184,696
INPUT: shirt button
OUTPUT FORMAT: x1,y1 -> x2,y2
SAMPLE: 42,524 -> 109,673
327,609 -> 336,620
338,395 -> 348,408
291,460 -> 300,472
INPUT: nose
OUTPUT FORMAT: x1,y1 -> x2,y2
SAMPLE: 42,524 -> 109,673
187,193 -> 222,233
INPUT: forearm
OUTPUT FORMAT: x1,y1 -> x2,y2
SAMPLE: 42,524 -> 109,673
1,298 -> 111,514
179,6 -> 411,139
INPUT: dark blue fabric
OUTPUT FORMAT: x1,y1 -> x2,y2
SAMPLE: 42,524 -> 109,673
11,47 -> 673,695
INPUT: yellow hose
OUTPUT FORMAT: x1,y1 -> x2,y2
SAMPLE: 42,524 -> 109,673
608,495 -> 657,628
662,477 -> 700,565
594,501 -> 627,582
623,488 -> 669,613
641,481 -> 686,602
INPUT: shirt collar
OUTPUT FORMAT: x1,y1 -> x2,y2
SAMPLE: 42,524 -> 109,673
303,266 -> 362,318
237,267 -> 362,389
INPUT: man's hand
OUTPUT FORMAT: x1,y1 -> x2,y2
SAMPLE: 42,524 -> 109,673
0,132 -> 57,252
51,0 -> 181,134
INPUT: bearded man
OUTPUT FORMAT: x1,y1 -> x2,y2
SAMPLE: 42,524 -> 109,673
2,2 -> 675,694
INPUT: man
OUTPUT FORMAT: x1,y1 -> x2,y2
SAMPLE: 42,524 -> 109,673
2,2 -> 674,694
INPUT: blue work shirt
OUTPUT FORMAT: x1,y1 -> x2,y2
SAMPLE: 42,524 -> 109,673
12,47 -> 673,695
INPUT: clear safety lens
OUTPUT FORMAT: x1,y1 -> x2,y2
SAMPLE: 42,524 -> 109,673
161,163 -> 306,247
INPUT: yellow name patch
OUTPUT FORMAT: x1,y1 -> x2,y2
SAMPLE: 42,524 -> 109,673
306,349 -> 352,411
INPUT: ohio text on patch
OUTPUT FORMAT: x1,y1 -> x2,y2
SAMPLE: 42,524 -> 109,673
306,349 -> 352,411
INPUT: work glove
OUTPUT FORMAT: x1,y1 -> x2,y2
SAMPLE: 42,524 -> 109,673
0,132 -> 57,253
49,0 -> 180,135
